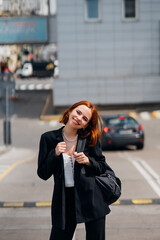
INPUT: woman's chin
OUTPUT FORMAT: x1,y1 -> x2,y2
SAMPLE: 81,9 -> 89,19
70,122 -> 80,129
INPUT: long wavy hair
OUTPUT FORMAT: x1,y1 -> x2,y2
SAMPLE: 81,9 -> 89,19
59,100 -> 102,147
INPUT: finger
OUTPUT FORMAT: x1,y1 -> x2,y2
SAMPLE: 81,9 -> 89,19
73,152 -> 83,157
58,144 -> 66,151
59,146 -> 66,151
58,145 -> 66,151
75,155 -> 83,161
59,142 -> 66,146
76,159 -> 84,164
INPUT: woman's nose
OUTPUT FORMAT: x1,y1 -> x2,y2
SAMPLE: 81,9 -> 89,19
76,115 -> 82,121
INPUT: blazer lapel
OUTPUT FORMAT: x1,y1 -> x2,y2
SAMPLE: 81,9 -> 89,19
54,126 -> 65,169
55,126 -> 64,142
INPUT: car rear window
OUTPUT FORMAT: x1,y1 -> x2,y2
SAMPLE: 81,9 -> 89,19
104,116 -> 137,126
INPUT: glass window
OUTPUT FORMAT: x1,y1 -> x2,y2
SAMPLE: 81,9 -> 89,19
123,0 -> 138,20
85,0 -> 101,21
87,0 -> 98,18
105,117 -> 137,126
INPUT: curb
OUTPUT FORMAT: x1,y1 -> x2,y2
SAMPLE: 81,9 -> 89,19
0,201 -> 51,208
1,199 -> 160,208
40,115 -> 61,121
113,198 -> 160,205
151,110 -> 160,119
0,146 -> 12,155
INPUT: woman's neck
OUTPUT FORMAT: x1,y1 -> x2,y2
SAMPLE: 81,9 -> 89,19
63,124 -> 78,137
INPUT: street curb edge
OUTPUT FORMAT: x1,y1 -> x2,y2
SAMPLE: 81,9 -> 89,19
1,199 -> 160,208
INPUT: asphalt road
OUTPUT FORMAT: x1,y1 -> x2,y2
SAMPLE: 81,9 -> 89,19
0,113 -> 160,240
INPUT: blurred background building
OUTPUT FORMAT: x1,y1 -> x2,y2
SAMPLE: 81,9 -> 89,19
0,0 -> 160,111
0,0 -> 57,73
0,0 -> 57,117
54,0 -> 160,108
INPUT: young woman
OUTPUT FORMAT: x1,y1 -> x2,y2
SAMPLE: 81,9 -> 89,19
37,100 -> 114,240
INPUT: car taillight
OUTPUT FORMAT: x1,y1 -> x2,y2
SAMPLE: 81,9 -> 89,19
119,116 -> 125,120
103,127 -> 109,133
139,125 -> 144,130
108,140 -> 112,145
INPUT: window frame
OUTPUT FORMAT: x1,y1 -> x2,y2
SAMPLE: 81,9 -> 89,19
122,0 -> 139,22
84,0 -> 102,23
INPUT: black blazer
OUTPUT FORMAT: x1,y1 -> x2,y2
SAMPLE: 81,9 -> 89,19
37,126 -> 113,230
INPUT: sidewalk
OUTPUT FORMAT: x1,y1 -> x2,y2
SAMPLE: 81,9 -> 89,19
0,145 -> 12,156
0,147 -> 36,186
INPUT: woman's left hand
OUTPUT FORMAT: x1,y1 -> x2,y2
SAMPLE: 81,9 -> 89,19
73,152 -> 91,165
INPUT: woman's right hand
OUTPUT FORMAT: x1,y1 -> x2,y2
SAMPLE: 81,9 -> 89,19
55,142 -> 66,156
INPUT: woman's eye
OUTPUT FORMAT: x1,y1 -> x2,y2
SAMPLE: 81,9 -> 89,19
77,110 -> 81,115
83,117 -> 88,122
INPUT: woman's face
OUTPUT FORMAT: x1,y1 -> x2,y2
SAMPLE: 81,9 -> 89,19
67,105 -> 92,130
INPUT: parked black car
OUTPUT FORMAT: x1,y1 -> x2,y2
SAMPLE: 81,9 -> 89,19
101,114 -> 144,150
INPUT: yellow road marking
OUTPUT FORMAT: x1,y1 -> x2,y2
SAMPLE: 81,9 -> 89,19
3,202 -> 24,207
36,202 -> 51,207
0,156 -> 34,181
132,199 -> 152,204
40,93 -> 51,116
129,112 -> 136,118
112,200 -> 120,205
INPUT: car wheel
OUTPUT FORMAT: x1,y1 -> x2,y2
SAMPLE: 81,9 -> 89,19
136,143 -> 144,150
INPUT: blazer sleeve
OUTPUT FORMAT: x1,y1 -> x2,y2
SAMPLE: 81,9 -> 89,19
85,139 -> 113,176
37,133 -> 60,180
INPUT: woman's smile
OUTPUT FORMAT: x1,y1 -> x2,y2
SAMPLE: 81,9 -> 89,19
72,117 -> 80,125
68,105 -> 92,130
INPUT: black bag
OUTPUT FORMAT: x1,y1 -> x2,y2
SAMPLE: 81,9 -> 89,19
95,171 -> 121,205
78,137 -> 121,205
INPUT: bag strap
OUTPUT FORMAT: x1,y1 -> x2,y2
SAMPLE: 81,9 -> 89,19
76,137 -> 87,175
77,137 -> 87,153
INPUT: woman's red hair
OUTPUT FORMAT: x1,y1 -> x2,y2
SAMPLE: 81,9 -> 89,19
59,101 -> 102,147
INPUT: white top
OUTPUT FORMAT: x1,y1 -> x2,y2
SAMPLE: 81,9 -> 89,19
62,153 -> 75,187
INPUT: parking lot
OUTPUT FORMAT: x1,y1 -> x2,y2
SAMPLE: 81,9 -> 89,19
0,113 -> 160,239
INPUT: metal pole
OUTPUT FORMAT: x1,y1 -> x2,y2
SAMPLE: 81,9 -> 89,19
6,86 -> 9,145
4,85 -> 11,145
48,0 -> 50,16
6,86 -> 9,121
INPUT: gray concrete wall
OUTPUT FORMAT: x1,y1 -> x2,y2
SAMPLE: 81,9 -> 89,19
54,76 -> 160,106
48,16 -> 57,43
54,0 -> 160,106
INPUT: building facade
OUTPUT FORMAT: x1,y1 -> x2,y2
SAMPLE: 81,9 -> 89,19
54,0 -> 160,107
0,0 -> 57,73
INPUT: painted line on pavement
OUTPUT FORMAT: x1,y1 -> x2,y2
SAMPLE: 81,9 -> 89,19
119,152 -> 160,197
36,202 -> 51,207
0,156 -> 34,181
0,165 -> 10,174
0,199 -> 160,208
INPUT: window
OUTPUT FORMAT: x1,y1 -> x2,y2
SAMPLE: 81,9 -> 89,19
105,117 -> 137,127
123,0 -> 138,21
85,0 -> 101,22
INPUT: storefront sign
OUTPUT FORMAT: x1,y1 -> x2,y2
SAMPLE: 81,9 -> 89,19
0,17 -> 47,44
